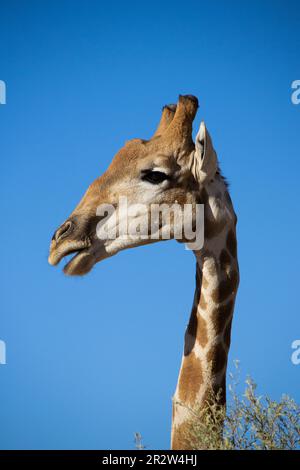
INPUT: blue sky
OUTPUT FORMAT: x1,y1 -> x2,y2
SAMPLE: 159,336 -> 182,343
0,0 -> 299,450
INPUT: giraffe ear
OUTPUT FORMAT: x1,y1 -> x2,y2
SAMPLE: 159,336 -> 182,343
192,121 -> 218,184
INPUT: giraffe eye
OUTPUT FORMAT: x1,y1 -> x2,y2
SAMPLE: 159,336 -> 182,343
142,171 -> 170,185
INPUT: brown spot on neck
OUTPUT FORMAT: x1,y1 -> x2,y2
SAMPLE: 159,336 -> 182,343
212,300 -> 234,336
178,351 -> 203,405
197,315 -> 208,348
184,266 -> 202,355
200,187 -> 209,203
220,249 -> 232,271
206,343 -> 227,375
204,215 -> 227,239
211,270 -> 239,304
224,318 -> 233,349
226,229 -> 237,258
184,305 -> 197,356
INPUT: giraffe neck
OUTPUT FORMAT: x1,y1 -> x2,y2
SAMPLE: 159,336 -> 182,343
171,179 -> 239,450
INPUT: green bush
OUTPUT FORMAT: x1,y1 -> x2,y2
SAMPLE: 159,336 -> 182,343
182,362 -> 300,450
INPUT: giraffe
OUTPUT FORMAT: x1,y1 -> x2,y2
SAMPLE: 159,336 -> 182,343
48,95 -> 239,449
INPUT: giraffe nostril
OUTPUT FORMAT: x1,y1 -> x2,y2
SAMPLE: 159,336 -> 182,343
53,221 -> 74,242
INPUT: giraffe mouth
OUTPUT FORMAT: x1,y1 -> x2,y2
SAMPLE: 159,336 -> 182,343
48,239 -> 96,275
63,247 -> 95,275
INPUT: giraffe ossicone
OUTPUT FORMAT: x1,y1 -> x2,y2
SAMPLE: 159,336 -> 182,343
49,95 -> 239,450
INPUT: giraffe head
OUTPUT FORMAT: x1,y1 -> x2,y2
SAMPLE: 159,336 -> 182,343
48,95 -> 218,275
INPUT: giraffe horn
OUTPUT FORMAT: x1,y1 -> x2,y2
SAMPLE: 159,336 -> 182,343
161,95 -> 198,147
152,104 -> 177,138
